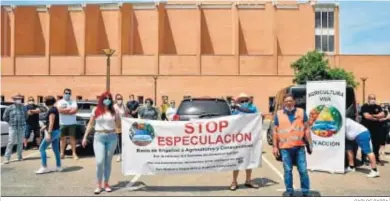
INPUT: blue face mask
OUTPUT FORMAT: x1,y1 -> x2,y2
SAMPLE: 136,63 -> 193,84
64,94 -> 71,100
103,99 -> 111,106
242,102 -> 249,107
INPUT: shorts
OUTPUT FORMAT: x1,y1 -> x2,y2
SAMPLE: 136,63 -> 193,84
356,131 -> 373,155
25,124 -> 41,140
345,139 -> 356,151
60,124 -> 77,138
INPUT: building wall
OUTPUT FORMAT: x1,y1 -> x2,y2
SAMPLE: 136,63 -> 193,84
1,2 -> 390,112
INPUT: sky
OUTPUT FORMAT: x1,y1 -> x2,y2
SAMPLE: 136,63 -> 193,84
1,0 -> 390,55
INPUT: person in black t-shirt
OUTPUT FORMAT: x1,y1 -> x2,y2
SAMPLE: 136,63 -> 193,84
360,94 -> 386,166
24,97 -> 42,149
36,96 -> 62,174
126,94 -> 140,118
379,107 -> 390,156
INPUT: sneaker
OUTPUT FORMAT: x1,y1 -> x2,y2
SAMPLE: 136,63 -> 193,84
18,158 -> 23,161
55,167 -> 63,172
35,167 -> 51,174
104,185 -> 112,192
367,170 -> 380,178
94,187 -> 102,195
116,156 -> 121,162
345,167 -> 356,173
4,159 -> 10,164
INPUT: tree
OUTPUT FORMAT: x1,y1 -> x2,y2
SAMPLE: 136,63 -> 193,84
291,50 -> 359,88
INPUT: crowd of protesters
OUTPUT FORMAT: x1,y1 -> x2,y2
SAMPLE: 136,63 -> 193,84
2,89 -> 389,196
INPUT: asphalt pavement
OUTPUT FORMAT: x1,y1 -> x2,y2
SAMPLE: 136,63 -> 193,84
2,122 -> 390,196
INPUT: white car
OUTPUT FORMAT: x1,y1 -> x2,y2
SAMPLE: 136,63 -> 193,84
1,104 -> 43,149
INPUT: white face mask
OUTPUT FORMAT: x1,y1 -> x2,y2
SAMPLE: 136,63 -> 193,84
368,99 -> 376,105
15,99 -> 22,104
28,101 -> 34,105
117,100 -> 123,105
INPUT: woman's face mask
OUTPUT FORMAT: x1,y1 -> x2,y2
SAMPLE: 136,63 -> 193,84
103,98 -> 112,106
146,102 -> 152,108
28,101 -> 34,105
116,99 -> 123,105
14,99 -> 22,104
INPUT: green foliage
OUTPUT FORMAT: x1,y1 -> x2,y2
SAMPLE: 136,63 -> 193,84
291,50 -> 359,88
327,67 -> 359,88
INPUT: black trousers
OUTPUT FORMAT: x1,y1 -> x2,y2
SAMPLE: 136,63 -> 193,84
115,133 -> 122,154
161,113 -> 167,121
363,128 -> 382,161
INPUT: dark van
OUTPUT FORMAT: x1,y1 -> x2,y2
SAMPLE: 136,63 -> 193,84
266,85 -> 358,146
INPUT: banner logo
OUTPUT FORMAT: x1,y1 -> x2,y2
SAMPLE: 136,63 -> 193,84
129,122 -> 155,146
309,104 -> 342,138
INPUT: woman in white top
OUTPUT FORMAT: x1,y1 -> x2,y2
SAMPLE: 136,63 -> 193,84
113,93 -> 129,162
345,118 -> 379,178
82,92 -> 119,194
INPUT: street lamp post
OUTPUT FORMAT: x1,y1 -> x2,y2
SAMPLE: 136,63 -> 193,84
361,77 -> 368,104
103,49 -> 116,92
153,75 -> 158,106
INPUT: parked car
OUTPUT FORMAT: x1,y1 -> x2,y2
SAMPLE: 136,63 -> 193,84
73,101 -> 97,152
172,97 -> 232,121
266,85 -> 358,146
1,104 -> 48,149
1,105 -> 10,149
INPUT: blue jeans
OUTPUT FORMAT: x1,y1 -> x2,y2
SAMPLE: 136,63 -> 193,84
280,146 -> 310,195
5,126 -> 25,160
39,129 -> 61,168
94,133 -> 118,182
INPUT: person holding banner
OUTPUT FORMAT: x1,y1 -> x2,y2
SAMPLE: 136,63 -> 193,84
113,93 -> 129,162
229,93 -> 259,191
273,94 -> 312,197
82,92 -> 119,194
344,118 -> 379,178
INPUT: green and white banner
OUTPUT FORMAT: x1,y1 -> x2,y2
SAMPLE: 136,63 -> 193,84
306,80 -> 346,173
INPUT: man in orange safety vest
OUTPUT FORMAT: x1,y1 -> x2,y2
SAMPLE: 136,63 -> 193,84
273,94 -> 313,197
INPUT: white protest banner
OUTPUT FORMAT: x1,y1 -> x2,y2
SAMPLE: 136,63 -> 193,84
122,114 -> 262,175
306,80 -> 346,173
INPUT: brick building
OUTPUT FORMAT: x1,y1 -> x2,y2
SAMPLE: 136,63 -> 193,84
1,1 -> 390,112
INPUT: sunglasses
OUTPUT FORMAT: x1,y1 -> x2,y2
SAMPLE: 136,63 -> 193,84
28,100 -> 34,102
64,92 -> 71,95
116,98 -> 123,100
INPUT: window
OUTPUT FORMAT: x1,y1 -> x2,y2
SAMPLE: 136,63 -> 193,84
0,95 -> 4,102
57,95 -> 63,100
138,96 -> 144,104
37,96 -> 43,103
21,96 -> 25,103
183,96 -> 191,100
76,96 -> 83,101
315,7 -> 335,53
315,35 -> 334,53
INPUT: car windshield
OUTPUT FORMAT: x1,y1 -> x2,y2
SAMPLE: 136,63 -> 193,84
77,103 -> 97,111
290,87 -> 356,110
177,100 -> 231,116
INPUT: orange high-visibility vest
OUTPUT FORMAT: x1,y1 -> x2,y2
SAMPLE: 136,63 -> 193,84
276,108 -> 306,149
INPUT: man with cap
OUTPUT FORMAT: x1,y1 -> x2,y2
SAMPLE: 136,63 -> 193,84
2,94 -> 28,164
229,93 -> 260,191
